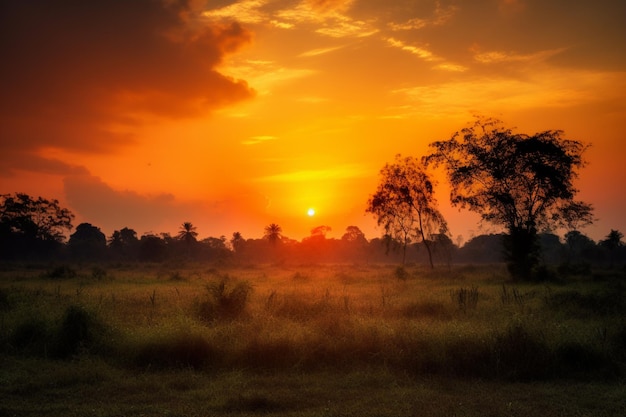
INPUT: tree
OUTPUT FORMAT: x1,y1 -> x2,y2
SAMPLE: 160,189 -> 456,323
263,223 -> 282,245
68,223 -> 107,260
366,154 -> 447,267
0,193 -> 74,259
230,231 -> 244,254
599,229 -> 624,268
426,118 -> 593,280
341,226 -> 367,244
108,227 -> 139,260
176,222 -> 198,244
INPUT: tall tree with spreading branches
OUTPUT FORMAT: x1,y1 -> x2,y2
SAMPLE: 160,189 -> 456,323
426,118 -> 593,280
367,154 -> 447,267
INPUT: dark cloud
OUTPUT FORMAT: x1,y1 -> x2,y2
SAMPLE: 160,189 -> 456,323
0,0 -> 254,175
63,172 -> 272,238
63,173 -> 196,235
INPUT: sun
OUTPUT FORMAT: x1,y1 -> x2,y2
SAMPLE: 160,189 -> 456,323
307,208 -> 316,217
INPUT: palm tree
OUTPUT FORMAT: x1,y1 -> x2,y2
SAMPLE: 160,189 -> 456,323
264,223 -> 282,245
176,222 -> 198,245
230,231 -> 244,253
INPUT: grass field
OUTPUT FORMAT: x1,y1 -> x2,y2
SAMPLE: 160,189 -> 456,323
1,262 -> 625,416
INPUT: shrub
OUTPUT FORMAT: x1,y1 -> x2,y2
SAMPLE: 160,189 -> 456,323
394,266 -> 409,280
450,286 -> 479,311
91,266 -> 107,280
196,276 -> 252,321
44,265 -> 77,279
54,304 -> 108,358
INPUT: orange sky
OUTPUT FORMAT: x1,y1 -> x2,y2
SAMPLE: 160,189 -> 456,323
1,0 -> 625,243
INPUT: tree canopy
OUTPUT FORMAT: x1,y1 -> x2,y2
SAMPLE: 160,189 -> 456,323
367,154 -> 447,267
0,193 -> 74,259
426,118 -> 593,279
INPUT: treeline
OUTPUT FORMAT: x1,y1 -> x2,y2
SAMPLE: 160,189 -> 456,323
1,193 -> 624,268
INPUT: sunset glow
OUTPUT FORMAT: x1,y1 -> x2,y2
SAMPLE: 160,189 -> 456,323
1,0 -> 624,242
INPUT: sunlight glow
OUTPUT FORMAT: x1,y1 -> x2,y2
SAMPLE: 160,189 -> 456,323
307,208 -> 316,217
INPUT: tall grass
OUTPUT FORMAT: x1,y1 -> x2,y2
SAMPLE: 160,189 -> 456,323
1,263 -> 624,380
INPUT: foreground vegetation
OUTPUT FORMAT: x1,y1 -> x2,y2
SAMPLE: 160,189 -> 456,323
1,263 -> 625,416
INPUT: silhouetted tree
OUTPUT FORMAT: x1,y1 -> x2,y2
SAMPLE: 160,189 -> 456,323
340,226 -> 368,263
426,118 -> 593,280
139,234 -> 167,262
230,231 -> 244,255
108,227 -> 139,260
341,226 -> 367,244
599,229 -> 624,268
564,230 -> 597,264
68,223 -> 107,261
367,154 -> 447,267
0,193 -> 74,260
264,223 -> 282,245
176,222 -> 198,244
201,236 -> 230,262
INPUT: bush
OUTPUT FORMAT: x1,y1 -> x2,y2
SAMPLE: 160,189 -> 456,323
450,286 -> 479,311
196,276 -> 253,321
44,265 -> 77,279
55,305 -> 108,358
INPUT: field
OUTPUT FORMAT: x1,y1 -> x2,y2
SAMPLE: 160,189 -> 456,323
1,262 -> 625,416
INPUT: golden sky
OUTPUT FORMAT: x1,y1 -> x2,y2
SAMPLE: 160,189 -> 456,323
1,0 -> 625,242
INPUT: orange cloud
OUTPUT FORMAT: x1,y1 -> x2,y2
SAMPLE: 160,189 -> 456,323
0,0 -> 254,176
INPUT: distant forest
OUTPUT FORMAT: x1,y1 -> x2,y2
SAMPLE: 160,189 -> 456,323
1,193 -> 624,270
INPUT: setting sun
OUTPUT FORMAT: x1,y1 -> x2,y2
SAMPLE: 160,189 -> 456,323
307,208 -> 316,217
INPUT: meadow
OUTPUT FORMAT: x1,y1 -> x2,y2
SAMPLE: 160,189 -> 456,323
1,262 -> 625,416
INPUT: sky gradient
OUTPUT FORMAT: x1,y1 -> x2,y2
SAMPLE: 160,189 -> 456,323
1,0 -> 625,243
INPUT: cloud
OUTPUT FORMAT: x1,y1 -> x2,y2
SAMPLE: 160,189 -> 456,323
388,2 -> 458,30
63,172 -> 273,238
299,45 -> 345,57
392,69 -> 626,117
202,0 -> 269,24
63,173 -> 192,235
386,37 -> 466,71
472,46 -> 567,64
242,135 -> 278,145
1,0 -> 254,176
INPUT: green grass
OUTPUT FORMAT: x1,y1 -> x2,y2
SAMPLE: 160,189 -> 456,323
1,263 -> 625,416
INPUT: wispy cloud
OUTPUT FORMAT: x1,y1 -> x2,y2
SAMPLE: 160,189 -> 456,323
242,135 -> 278,145
299,45 -> 345,57
472,46 -> 567,64
386,38 -> 466,71
202,0 -> 269,24
223,59 -> 316,94
392,69 -> 626,116
389,3 -> 458,30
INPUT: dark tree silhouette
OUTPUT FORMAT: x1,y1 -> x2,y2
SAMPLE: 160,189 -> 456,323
341,226 -> 367,244
426,118 -> 593,280
263,223 -> 282,245
600,229 -> 624,268
68,223 -> 107,260
230,231 -> 244,254
367,154 -> 447,267
176,222 -> 198,244
108,227 -> 139,260
0,193 -> 74,259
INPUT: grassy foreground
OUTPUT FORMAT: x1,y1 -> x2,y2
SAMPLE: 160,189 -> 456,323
1,263 -> 625,416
